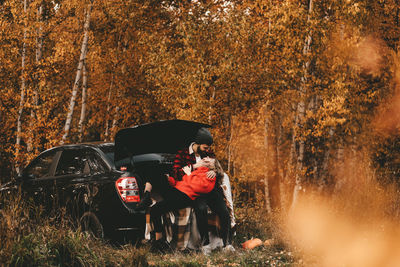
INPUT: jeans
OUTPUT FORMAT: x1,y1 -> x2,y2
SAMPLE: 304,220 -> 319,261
193,186 -> 231,246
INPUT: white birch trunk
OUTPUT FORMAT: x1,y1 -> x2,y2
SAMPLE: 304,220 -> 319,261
78,61 -> 88,142
208,86 -> 215,125
28,5 -> 43,153
16,0 -> 28,174
287,103 -> 298,182
109,40 -> 128,139
104,36 -> 121,141
61,3 -> 92,145
290,0 -> 314,212
110,105 -> 120,137
320,127 -> 335,188
104,76 -> 114,141
291,100 -> 306,212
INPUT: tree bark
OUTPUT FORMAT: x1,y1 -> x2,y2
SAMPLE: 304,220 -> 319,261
264,114 -> 272,213
320,127 -> 335,188
16,0 -> 28,174
61,3 -> 92,145
290,0 -> 313,212
78,61 -> 88,142
227,115 -> 234,174
104,34 -> 122,141
104,76 -> 114,141
208,86 -> 215,125
266,113 -> 281,211
28,4 -> 43,153
110,104 -> 120,138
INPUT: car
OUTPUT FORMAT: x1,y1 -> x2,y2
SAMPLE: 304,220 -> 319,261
1,120 -> 211,243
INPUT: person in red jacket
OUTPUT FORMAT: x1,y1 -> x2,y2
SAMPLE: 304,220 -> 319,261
136,127 -> 233,253
171,128 -> 233,254
149,157 -> 219,252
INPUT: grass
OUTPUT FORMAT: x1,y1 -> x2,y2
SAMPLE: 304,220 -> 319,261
0,191 -> 302,267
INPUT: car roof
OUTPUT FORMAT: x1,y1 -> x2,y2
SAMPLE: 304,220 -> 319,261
34,142 -> 114,159
49,142 -> 113,150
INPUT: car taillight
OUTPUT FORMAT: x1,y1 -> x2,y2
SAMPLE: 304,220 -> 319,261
115,177 -> 141,203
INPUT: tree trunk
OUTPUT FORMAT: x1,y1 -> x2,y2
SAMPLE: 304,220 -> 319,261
270,113 -> 281,210
291,99 -> 306,212
264,114 -> 272,213
320,127 -> 335,188
104,34 -> 122,141
208,86 -> 215,125
16,0 -> 28,174
290,0 -> 313,212
276,115 -> 288,210
109,38 -> 129,139
28,4 -> 43,153
61,3 -> 92,145
78,61 -> 88,142
104,76 -> 114,141
110,104 -> 120,137
227,115 -> 234,174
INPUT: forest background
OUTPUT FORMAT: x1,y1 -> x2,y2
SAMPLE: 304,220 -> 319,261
2,0 -> 400,227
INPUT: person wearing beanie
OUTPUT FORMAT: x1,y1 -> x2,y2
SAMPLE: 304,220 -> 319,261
136,127 -> 233,253
148,157 -> 219,253
195,127 -> 214,145
135,127 -> 216,211
171,127 -> 233,254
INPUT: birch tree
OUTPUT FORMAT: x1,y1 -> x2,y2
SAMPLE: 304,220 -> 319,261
61,1 -> 92,145
290,0 -> 314,212
78,61 -> 88,142
15,0 -> 28,174
27,4 -> 43,153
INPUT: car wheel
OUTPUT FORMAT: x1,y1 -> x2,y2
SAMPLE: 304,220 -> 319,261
80,211 -> 104,239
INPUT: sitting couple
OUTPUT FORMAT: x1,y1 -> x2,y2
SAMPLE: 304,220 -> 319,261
136,127 -> 234,254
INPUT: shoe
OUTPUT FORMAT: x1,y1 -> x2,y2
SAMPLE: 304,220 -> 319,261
201,243 -> 213,255
135,191 -> 152,211
150,239 -> 173,254
222,244 -> 235,252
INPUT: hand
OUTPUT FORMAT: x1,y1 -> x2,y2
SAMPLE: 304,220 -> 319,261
206,170 -> 216,179
182,165 -> 191,175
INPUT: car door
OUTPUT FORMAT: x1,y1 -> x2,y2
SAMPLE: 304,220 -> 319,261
21,149 -> 61,211
53,147 -> 92,219
54,147 -> 111,222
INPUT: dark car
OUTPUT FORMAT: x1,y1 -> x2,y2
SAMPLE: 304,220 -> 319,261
2,120 -> 211,242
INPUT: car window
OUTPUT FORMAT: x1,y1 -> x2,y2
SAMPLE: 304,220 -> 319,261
55,149 -> 88,176
86,151 -> 108,175
99,145 -> 114,164
23,150 -> 58,179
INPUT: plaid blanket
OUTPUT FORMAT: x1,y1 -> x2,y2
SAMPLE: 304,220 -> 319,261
145,173 -> 235,250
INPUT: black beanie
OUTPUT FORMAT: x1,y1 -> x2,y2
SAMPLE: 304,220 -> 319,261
194,127 -> 213,145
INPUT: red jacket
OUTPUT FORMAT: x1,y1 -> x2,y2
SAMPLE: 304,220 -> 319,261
168,167 -> 215,200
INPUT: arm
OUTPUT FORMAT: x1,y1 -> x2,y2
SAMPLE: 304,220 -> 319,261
168,176 -> 177,186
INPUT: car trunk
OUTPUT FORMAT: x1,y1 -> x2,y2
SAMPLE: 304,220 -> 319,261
114,119 -> 211,174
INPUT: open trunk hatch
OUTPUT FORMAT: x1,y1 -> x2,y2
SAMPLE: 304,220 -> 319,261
114,120 -> 211,170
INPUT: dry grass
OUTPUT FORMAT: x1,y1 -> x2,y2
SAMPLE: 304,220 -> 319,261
0,189 -> 299,267
0,190 -> 148,267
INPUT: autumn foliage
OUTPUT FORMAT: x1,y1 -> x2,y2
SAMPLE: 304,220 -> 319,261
1,0 -> 400,214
